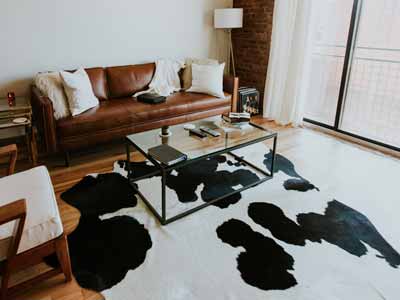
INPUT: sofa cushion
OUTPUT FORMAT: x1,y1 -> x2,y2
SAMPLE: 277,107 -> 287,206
182,58 -> 219,90
0,166 -> 63,260
60,68 -> 100,117
85,67 -> 108,101
57,99 -> 131,138
187,63 -> 226,98
127,92 -> 231,122
56,92 -> 231,138
35,72 -> 71,120
106,64 -> 155,99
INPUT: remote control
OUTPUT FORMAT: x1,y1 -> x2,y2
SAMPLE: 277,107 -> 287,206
200,126 -> 221,137
189,128 -> 207,138
183,124 -> 196,130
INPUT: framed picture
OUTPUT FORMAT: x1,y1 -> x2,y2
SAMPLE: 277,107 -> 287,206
238,87 -> 260,115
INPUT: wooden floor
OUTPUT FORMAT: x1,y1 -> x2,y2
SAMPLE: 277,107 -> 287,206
1,117 -> 398,300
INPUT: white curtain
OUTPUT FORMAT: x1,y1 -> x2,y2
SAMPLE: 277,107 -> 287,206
263,0 -> 313,126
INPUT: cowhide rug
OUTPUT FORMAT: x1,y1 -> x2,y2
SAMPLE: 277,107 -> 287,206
56,140 -> 400,300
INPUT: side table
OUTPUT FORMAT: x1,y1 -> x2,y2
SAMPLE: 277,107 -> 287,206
0,97 -> 38,166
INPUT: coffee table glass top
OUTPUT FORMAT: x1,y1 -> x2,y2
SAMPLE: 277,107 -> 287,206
126,117 -> 276,164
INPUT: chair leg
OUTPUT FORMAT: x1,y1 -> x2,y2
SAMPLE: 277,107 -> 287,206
55,234 -> 72,282
1,263 -> 11,300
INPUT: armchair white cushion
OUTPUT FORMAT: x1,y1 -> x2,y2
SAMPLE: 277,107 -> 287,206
0,166 -> 63,260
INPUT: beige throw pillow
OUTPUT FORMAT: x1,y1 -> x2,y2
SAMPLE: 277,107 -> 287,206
182,58 -> 219,90
187,63 -> 226,98
60,68 -> 99,116
34,72 -> 71,120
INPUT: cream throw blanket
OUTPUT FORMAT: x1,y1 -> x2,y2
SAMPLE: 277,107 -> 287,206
134,59 -> 185,98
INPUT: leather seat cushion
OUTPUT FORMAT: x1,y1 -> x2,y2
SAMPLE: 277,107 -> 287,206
0,166 -> 63,260
57,99 -> 132,137
126,92 -> 231,122
56,92 -> 231,138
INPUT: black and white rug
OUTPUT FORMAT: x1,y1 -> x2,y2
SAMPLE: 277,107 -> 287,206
58,140 -> 400,300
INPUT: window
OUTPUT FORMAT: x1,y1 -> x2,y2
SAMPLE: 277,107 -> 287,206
303,0 -> 400,151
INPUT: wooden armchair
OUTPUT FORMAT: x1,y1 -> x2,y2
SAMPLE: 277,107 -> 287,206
0,145 -> 72,299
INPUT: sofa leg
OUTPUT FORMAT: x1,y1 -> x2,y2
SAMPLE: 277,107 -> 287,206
64,151 -> 70,167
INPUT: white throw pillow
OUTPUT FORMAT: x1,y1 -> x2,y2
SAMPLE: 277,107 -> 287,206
181,58 -> 219,90
60,68 -> 99,116
187,63 -> 226,98
34,72 -> 71,120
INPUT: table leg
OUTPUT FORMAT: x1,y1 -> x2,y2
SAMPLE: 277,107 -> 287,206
125,141 -> 131,178
161,168 -> 167,224
30,127 -> 38,166
25,126 -> 32,165
270,136 -> 278,177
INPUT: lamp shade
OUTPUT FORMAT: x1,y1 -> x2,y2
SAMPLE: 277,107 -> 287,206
214,8 -> 243,29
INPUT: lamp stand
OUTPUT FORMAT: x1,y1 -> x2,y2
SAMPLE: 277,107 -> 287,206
230,29 -> 236,78
226,29 -> 236,78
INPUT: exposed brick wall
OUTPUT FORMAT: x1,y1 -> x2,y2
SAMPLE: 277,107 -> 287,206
232,0 -> 274,113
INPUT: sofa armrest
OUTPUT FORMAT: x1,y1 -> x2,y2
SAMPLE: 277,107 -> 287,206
31,86 -> 58,153
223,75 -> 239,112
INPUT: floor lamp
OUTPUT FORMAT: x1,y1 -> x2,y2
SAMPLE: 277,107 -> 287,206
214,8 -> 243,77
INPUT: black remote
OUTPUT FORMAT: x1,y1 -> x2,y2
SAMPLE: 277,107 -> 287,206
200,126 -> 221,137
189,128 -> 207,138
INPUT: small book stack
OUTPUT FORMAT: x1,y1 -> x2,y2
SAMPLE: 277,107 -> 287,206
221,112 -> 251,124
137,93 -> 166,104
148,144 -> 187,166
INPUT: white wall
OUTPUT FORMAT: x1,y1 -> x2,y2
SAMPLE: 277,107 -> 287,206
0,0 -> 232,97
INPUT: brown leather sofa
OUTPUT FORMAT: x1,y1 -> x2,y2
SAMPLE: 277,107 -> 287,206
31,63 -> 239,164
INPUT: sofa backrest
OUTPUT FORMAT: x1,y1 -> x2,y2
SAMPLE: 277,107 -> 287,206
85,67 -> 109,101
84,63 -> 156,100
106,63 -> 155,99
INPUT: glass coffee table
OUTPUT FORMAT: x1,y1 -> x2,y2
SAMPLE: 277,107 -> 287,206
125,117 -> 277,225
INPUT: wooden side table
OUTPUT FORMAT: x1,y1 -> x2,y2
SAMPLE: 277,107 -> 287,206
0,97 -> 38,166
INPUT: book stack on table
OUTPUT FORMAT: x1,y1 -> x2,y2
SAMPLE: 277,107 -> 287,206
221,112 -> 251,125
148,144 -> 187,166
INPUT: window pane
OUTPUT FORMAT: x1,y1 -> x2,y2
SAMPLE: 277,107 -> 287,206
341,0 -> 400,148
303,0 -> 353,125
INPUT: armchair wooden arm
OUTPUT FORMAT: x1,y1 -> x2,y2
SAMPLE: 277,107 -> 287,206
0,144 -> 17,176
0,199 -> 27,260
0,199 -> 27,299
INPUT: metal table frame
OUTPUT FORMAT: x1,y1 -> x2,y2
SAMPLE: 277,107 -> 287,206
125,122 -> 277,225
